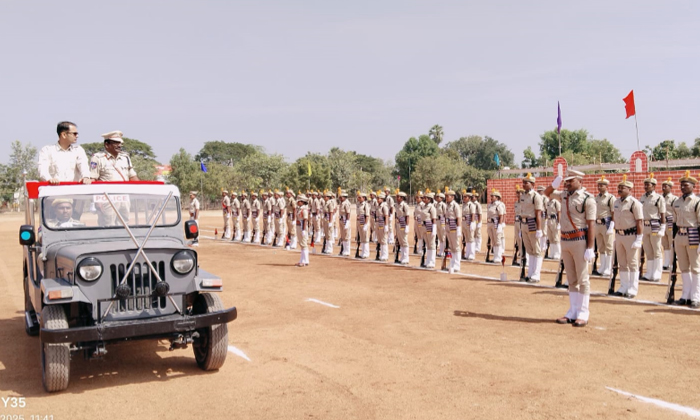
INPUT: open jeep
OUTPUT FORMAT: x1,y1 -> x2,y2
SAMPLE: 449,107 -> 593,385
19,181 -> 237,392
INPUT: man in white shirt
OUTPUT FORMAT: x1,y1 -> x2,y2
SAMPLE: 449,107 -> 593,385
37,121 -> 92,184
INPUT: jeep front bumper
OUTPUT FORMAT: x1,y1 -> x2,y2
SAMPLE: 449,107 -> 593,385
40,307 -> 237,344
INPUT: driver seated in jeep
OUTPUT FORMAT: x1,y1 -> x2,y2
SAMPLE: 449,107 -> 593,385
46,199 -> 86,228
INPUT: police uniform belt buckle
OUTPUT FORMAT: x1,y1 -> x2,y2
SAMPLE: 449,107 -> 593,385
679,227 -> 688,234
561,230 -> 585,240
596,219 -> 605,225
550,215 -> 557,219
643,220 -> 651,226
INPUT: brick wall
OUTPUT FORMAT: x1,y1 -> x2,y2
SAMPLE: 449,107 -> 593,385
487,152 -> 694,223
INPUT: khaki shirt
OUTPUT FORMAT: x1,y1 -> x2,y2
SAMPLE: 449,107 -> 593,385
596,192 -> 615,220
251,199 -> 261,218
385,195 -> 395,214
445,201 -> 462,228
264,197 -> 273,216
664,193 -> 678,223
415,202 -> 425,222
89,152 -> 137,181
672,194 -> 700,228
222,196 -> 231,214
231,198 -> 241,217
370,198 -> 378,219
520,190 -> 544,218
486,200 -> 506,223
424,202 -> 437,221
376,202 -> 389,227
550,189 -> 596,231
357,201 -> 370,225
273,197 -> 285,217
613,196 -> 643,230
546,198 -> 561,219
310,197 -> 319,214
324,199 -> 336,221
296,205 -> 309,226
286,196 -> 297,217
472,199 -> 482,222
339,199 -> 352,222
241,198 -> 251,218
395,201 -> 410,225
46,218 -> 85,228
189,198 -> 200,217
462,201 -> 474,222
640,191 -> 666,221
38,143 -> 90,182
514,200 -> 521,218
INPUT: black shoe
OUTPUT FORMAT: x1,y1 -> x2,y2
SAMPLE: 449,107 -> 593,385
663,266 -> 669,271
591,270 -> 601,276
613,291 -> 624,297
511,262 -> 521,266
674,299 -> 688,306
555,283 -> 568,289
556,317 -> 574,324
639,276 -> 650,281
520,277 -> 529,282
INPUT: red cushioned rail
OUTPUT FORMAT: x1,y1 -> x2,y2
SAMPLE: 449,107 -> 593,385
25,181 -> 165,199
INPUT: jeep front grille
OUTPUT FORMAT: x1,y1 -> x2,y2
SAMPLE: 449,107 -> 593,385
110,262 -> 167,312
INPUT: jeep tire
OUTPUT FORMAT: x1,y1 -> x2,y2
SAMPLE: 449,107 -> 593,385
192,293 -> 228,370
41,305 -> 70,392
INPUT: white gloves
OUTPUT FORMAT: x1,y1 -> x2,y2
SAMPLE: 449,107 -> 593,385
584,248 -> 595,262
302,230 -> 307,237
405,225 -> 410,234
557,223 -> 561,231
632,235 -> 643,249
497,224 -> 504,234
476,222 -> 482,229
470,222 -> 476,231
658,226 -> 666,237
384,226 -> 388,234
535,230 -> 543,239
552,176 -> 563,189
345,220 -> 350,229
607,221 -> 615,235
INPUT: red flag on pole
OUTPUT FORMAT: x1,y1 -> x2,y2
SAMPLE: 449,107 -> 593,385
623,90 -> 636,119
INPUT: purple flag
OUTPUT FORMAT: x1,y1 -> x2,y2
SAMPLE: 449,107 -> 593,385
557,102 -> 562,134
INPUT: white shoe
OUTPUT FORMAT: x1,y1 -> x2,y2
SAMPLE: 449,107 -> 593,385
628,271 -> 640,297
600,254 -> 611,276
577,293 -> 590,321
691,273 -> 700,303
653,258 -> 663,281
681,272 -> 692,300
342,241 -> 351,256
565,292 -> 577,320
467,241 -> 476,259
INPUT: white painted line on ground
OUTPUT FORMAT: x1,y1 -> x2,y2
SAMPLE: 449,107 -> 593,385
606,387 -> 700,418
227,345 -> 251,362
306,298 -> 340,308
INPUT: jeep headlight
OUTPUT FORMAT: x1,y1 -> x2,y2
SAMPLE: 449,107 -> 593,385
171,250 -> 195,274
77,257 -> 103,281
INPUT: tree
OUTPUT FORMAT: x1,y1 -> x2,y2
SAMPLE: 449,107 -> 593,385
538,129 -> 625,164
0,141 -> 39,202
168,148 -> 200,198
691,137 -> 700,157
81,137 -> 157,160
411,154 -> 466,192
521,146 -> 540,168
395,135 -> 440,192
645,140 -> 693,161
429,125 -> 444,145
586,139 -> 626,164
232,152 -> 288,191
444,135 -> 514,170
195,141 -> 262,165
327,147 -> 355,191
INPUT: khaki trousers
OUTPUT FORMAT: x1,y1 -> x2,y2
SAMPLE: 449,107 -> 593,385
561,239 -> 590,294
642,226 -> 663,260
675,234 -> 700,275
447,227 -> 461,257
340,217 -> 350,241
424,223 -> 436,250
522,229 -> 542,256
487,223 -> 503,249
616,234 -> 639,272
595,223 -> 614,255
546,217 -> 560,243
359,221 -> 370,244
397,223 -> 409,248
296,225 -> 308,249
286,213 -> 296,239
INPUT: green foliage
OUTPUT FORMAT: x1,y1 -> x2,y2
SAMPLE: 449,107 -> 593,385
539,129 -> 625,164
411,154 -> 467,192
395,135 -> 440,192
0,141 -> 39,202
645,140 -> 693,161
168,148 -> 201,197
429,125 -> 444,145
81,137 -> 157,160
691,137 -> 700,157
521,146 -> 540,168
195,141 -> 262,165
444,135 -> 514,170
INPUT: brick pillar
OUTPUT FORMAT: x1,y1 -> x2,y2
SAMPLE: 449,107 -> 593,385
630,151 -> 648,173
552,156 -> 567,177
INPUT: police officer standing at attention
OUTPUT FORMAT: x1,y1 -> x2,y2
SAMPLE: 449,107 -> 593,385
487,189 -> 506,263
671,171 -> 700,307
461,190 -> 475,261
520,173 -> 545,282
661,177 -> 678,270
338,190 -> 352,256
251,190 -> 262,243
422,191 -> 438,268
285,189 -> 298,249
221,190 -> 231,239
612,175 -> 644,298
38,121 -> 92,184
435,190 -> 447,257
445,189 -> 462,272
273,189 -> 286,247
545,188 -> 562,260
189,191 -> 200,246
471,190 -> 483,253
261,190 -> 271,244
230,192 -> 241,241
241,190 -> 251,242
513,187 -> 525,265
356,192 -> 371,259
544,169 -> 596,327
375,192 -> 390,261
295,194 -> 310,267
384,186 -> 396,245
594,175 -> 616,277
395,191 -> 411,264
414,191 -> 425,254
640,173 -> 666,282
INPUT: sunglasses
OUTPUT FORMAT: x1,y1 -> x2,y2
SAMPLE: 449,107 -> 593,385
68,132 -> 79,136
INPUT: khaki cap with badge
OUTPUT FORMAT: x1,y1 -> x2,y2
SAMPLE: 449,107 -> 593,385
679,170 -> 698,185
563,169 -> 585,181
597,175 -> 610,185
101,130 -> 124,143
618,174 -> 633,189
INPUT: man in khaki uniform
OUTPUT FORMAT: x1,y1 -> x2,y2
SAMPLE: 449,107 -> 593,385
323,191 -> 337,254
262,191 -> 272,244
250,190 -> 261,243
513,187 -> 527,266
640,173 -> 666,282
241,191 -> 251,242
221,190 -> 231,239
546,191 -> 561,260
375,192 -> 390,261
395,191 -> 411,264
89,131 -> 139,226
461,190 -> 475,260
471,190 -> 483,253
273,190 -> 286,247
538,185 -> 549,252
520,173 -> 545,282
422,191 -> 438,268
661,177 -> 679,269
385,187 -> 396,245
356,192 -> 371,259
545,169 -> 596,327
338,190 -> 352,256
309,191 -> 319,243
445,189 -> 462,272
284,189 -> 297,249
189,191 -> 200,246
486,189 -> 506,263
230,192 -> 241,241
435,191 -> 447,257
369,191 -> 378,243
671,171 -> 700,307
612,175 -> 644,298
594,176 -> 616,276
414,191 -> 425,254
294,195 -> 310,267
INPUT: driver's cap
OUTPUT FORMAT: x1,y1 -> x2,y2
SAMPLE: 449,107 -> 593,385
101,130 -> 124,143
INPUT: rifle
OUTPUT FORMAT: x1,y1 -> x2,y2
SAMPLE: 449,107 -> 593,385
545,239 -> 551,260
413,232 -> 418,254
520,234 -> 528,281
639,247 -> 646,280
273,229 -> 279,247
322,236 -> 327,254
666,225 -> 678,304
420,241 -> 427,268
375,241 -> 381,261
554,260 -> 566,288
607,248 -> 619,295
441,237 -> 450,271
511,234 -> 520,266
355,231 -> 361,258
485,236 -> 492,262
394,240 -> 401,263
261,223 -> 267,245
339,241 -> 344,256
591,240 -> 600,276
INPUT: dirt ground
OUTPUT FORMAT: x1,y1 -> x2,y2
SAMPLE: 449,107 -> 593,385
1,209 -> 700,420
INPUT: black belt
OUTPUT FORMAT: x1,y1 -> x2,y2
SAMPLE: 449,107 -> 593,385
596,217 -> 611,225
615,227 -> 637,236
549,215 -> 557,219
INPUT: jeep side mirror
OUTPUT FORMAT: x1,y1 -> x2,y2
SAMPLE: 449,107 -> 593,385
19,225 -> 35,246
184,220 -> 199,239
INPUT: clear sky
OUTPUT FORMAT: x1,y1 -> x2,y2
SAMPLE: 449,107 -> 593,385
1,0 -> 698,167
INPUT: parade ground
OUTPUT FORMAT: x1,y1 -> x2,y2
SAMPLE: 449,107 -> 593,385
1,210 -> 699,420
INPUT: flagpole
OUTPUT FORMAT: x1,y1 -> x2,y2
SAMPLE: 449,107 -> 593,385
634,114 -> 640,151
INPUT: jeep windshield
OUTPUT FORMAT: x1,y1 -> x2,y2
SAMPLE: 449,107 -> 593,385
42,193 -> 180,230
